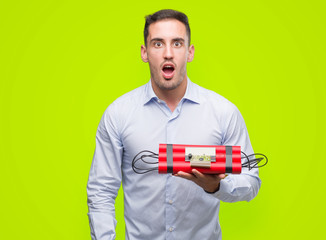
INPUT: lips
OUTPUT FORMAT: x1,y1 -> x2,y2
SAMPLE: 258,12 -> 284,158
161,63 -> 175,79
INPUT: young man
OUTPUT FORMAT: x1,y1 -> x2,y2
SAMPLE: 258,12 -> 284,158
87,9 -> 261,240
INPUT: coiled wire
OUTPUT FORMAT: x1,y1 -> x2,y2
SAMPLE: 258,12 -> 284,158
132,150 -> 268,174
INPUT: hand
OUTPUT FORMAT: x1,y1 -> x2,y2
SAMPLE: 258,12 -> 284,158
175,169 -> 226,193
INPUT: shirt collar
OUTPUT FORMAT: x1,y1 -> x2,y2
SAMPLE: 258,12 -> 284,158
143,80 -> 158,105
143,77 -> 201,105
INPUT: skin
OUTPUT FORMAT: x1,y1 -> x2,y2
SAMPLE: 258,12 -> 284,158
141,18 -> 225,193
141,19 -> 194,112
175,170 -> 225,193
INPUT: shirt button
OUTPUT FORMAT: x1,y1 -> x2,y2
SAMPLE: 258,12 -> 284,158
157,99 -> 161,103
169,227 -> 173,232
169,200 -> 173,204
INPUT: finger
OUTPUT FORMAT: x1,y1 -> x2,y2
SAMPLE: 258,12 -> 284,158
192,169 -> 225,180
191,169 -> 205,179
218,173 -> 226,179
175,171 -> 196,181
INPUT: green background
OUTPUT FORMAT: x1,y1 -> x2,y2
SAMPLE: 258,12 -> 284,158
1,0 -> 325,239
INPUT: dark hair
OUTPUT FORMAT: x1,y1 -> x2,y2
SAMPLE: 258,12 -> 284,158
144,9 -> 191,46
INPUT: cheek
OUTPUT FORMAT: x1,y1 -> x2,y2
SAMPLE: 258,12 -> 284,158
175,51 -> 188,64
148,61 -> 160,74
147,53 -> 160,64
177,58 -> 188,69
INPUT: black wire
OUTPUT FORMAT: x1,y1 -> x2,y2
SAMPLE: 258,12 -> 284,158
132,150 -> 159,174
241,151 -> 250,170
241,152 -> 268,170
132,150 -> 268,174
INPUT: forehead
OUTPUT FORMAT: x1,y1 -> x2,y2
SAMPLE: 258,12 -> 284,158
147,19 -> 187,41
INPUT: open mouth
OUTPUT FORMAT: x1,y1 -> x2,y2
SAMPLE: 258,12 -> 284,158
162,63 -> 175,79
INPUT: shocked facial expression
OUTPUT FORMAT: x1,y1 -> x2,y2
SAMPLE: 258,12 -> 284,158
141,19 -> 194,91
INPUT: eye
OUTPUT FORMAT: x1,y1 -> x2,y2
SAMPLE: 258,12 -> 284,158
154,42 -> 163,47
174,41 -> 182,47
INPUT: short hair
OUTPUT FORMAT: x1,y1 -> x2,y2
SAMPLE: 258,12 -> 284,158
144,9 -> 191,46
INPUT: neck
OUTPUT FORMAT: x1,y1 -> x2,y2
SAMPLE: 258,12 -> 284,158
152,77 -> 188,112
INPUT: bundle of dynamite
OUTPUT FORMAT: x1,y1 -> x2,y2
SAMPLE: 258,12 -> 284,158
132,144 -> 268,175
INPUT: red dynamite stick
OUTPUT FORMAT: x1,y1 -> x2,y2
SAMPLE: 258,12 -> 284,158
158,144 -> 242,174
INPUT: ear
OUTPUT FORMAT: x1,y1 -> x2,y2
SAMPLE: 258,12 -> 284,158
187,44 -> 195,62
141,45 -> 148,62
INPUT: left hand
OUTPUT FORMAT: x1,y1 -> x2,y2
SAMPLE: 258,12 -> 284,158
175,169 -> 226,193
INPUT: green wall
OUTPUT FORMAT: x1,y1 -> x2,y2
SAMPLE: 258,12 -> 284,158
1,0 -> 325,239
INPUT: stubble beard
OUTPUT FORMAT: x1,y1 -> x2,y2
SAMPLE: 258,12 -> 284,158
150,65 -> 187,91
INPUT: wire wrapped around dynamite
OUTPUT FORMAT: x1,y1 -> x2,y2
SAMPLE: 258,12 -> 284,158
132,144 -> 268,174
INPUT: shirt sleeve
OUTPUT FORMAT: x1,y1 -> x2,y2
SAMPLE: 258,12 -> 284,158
213,106 -> 261,202
87,105 -> 123,239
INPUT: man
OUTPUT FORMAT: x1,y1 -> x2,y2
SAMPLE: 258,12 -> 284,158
87,9 -> 261,240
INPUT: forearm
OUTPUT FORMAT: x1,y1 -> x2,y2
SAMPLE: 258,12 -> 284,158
213,173 -> 261,202
87,169 -> 121,239
87,105 -> 123,239
88,211 -> 117,240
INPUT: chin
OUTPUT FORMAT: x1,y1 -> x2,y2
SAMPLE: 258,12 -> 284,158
162,81 -> 182,90
153,74 -> 184,91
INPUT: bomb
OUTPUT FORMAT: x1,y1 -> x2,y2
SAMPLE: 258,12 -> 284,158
132,144 -> 268,175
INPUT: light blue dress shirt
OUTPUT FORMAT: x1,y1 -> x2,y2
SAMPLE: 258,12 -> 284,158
87,78 -> 261,240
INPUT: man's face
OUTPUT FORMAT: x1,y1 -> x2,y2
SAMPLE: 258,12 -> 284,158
141,19 -> 194,91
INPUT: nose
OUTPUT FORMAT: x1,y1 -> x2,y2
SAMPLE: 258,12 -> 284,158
163,45 -> 173,59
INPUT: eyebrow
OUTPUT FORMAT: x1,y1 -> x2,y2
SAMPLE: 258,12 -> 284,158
172,38 -> 185,42
150,38 -> 164,43
150,37 -> 185,43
